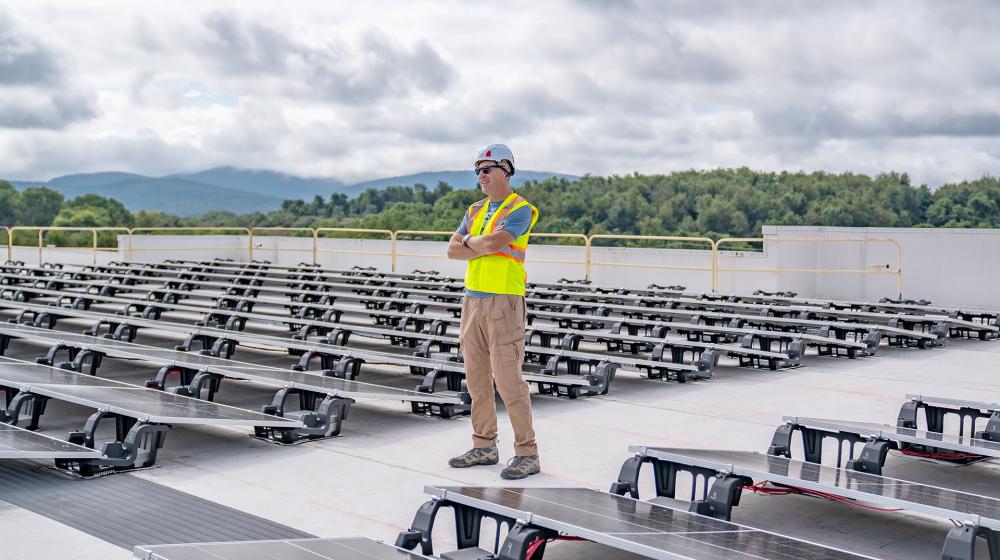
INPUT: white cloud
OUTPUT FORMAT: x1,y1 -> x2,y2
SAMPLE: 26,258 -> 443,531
0,0 -> 998,186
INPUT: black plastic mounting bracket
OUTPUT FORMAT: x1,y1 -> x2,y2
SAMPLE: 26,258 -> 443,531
55,411 -> 168,477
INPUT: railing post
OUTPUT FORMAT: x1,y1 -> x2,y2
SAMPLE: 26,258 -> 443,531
391,231 -> 398,272
711,239 -> 719,292
247,229 -> 254,262
584,237 -> 592,281
91,229 -> 98,265
37,229 -> 43,265
312,229 -> 318,265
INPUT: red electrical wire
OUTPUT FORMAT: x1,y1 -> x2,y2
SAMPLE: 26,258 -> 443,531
525,536 -> 587,560
742,481 -> 903,512
899,449 -> 984,461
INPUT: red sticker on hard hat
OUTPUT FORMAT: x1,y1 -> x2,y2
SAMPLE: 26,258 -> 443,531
485,150 -> 492,157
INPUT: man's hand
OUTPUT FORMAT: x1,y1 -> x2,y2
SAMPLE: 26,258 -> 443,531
468,230 -> 515,254
447,232 -> 478,260
447,231 -> 515,261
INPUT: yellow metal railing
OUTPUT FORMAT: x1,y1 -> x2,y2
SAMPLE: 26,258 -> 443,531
588,234 -> 716,287
392,230 -> 454,272
247,227 -> 316,263
315,228 -> 394,269
715,237 -> 903,296
8,227 -> 131,265
391,230 -> 591,277
0,225 -> 905,296
528,233 -> 589,277
126,227 -> 252,261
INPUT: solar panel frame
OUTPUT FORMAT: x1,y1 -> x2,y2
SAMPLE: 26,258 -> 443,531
0,276 -> 703,377
783,416 -> 1000,458
0,322 -> 464,405
0,271 -> 867,359
58,262 -> 995,334
0,267 -> 937,341
905,394 -> 999,412
426,486 -> 877,560
0,299 -> 599,390
0,424 -> 102,459
0,357 -> 301,428
21,260 -> 1000,331
630,446 -> 1000,531
133,537 -> 430,560
366,305 -> 868,351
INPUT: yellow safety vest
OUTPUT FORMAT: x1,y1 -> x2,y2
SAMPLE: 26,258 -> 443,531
464,192 -> 539,296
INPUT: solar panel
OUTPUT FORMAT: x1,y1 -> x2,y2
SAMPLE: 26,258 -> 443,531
0,284 -> 300,330
0,357 -> 300,428
22,283 -> 696,379
737,292 -> 1000,324
785,417 -> 1000,458
0,270 -> 872,360
133,537 -> 429,560
0,424 -> 102,459
0,322 -> 463,406
32,261 -> 1000,336
0,359 -> 118,387
0,299 -> 604,395
905,394 -> 999,412
660,296 -> 991,333
530,322 -> 797,367
424,486 -> 876,559
2,268 -> 935,343
79,261 -> 995,334
366,305 -> 867,353
630,447 -> 1000,530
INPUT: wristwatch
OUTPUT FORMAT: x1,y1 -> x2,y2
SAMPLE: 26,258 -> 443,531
462,233 -> 473,247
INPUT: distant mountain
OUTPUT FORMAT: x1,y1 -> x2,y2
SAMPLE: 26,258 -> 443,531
47,172 -> 149,189
343,170 -> 578,197
7,167 -> 579,216
12,173 -> 284,217
171,167 -> 345,200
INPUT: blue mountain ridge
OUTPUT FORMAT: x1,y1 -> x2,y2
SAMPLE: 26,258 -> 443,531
8,167 -> 578,216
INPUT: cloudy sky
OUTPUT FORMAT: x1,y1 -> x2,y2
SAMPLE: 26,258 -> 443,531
2,1 -> 999,185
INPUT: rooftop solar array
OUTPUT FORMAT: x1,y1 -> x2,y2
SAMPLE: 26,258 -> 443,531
1,257 -> 997,558
0,289 -> 615,397
0,262 -> 965,346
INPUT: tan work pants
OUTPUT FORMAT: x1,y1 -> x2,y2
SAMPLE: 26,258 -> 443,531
459,294 -> 538,456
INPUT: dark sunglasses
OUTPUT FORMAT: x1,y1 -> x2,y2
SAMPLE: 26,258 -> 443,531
474,164 -> 503,176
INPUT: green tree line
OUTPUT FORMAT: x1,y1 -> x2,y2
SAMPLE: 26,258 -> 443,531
1,169 -> 999,247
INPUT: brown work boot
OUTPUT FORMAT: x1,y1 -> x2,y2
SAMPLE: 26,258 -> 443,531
500,455 -> 541,480
448,446 -> 499,468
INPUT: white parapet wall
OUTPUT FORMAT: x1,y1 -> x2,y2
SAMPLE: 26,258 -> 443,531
9,226 -> 998,308
760,225 -> 1000,308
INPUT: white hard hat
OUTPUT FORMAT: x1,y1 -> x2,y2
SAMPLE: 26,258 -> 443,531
475,144 -> 515,175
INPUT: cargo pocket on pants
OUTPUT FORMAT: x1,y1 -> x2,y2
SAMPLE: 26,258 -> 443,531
490,298 -> 525,345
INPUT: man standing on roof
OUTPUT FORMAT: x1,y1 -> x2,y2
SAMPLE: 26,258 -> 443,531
446,143 -> 541,480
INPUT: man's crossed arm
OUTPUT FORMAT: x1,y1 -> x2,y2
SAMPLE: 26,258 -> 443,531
447,230 -> 515,261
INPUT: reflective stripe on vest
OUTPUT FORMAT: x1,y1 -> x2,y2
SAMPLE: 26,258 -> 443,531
463,192 -> 539,295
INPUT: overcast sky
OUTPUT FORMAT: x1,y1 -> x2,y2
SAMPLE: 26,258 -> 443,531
2,1 -> 999,185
